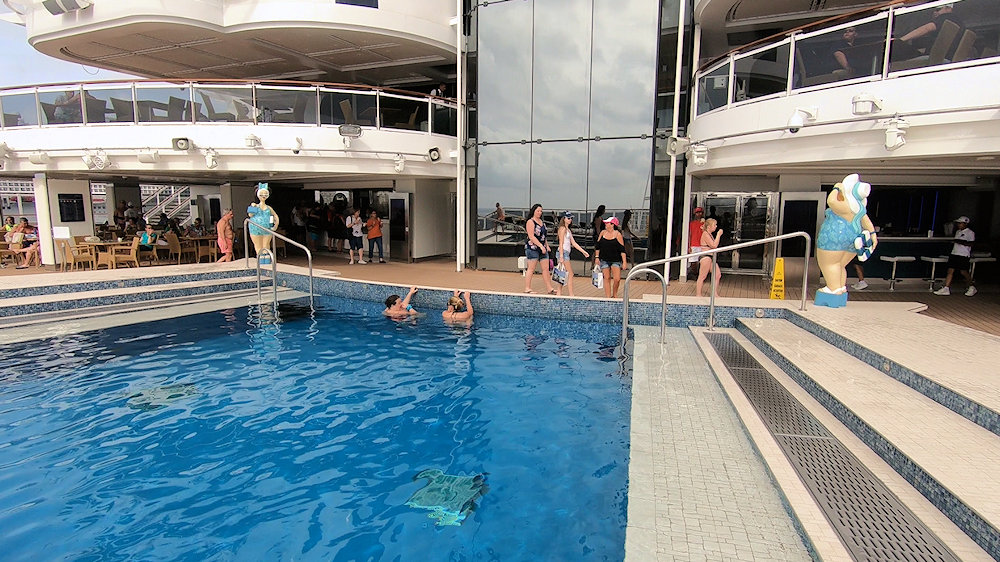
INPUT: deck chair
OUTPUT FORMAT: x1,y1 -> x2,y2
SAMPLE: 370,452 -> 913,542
40,102 -> 58,124
2,113 -> 20,127
891,20 -> 961,71
394,107 -> 420,130
201,93 -> 236,122
109,97 -> 134,122
167,96 -> 189,121
197,241 -> 218,262
58,239 -> 95,271
85,97 -> 108,124
164,232 -> 196,264
114,237 -> 141,268
291,94 -> 310,123
95,247 -> 115,270
339,99 -> 373,126
0,235 -> 23,266
952,29 -> 978,62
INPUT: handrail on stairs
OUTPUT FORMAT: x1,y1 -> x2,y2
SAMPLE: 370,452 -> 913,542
621,231 -> 812,345
243,219 -> 314,309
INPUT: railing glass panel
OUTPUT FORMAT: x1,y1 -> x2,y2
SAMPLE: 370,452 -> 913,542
1,93 -> 40,127
733,41 -> 790,102
38,88 -> 84,125
134,85 -> 193,123
379,93 -> 426,132
794,15 -> 889,89
318,89 -> 377,127
193,86 -> 254,123
696,61 -> 730,115
431,103 -> 457,136
255,86 -> 317,125
83,86 -> 135,123
889,0 -> 999,73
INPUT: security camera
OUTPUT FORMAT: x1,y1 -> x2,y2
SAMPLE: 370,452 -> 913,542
292,137 -> 303,155
292,148 -> 300,155
787,107 -> 818,134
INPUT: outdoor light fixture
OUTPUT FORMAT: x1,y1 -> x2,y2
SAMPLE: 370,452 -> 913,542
292,137 -> 303,155
42,0 -> 92,16
393,154 -> 405,173
851,93 -> 884,116
689,143 -> 709,166
884,117 -> 909,151
245,134 -> 262,148
82,149 -> 110,170
787,107 -> 818,134
28,151 -> 51,164
204,149 -> 219,169
81,153 -> 95,169
339,124 -> 362,148
665,136 -> 691,156
137,150 -> 160,163
428,147 -> 441,162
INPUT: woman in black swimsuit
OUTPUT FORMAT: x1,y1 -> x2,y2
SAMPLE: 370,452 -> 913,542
593,216 -> 628,298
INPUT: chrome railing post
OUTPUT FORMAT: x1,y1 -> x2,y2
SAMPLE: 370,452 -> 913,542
708,253 -> 718,331
242,219 -> 314,310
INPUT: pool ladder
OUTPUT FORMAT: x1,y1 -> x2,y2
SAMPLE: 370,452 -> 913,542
242,219 -> 314,309
621,231 -> 812,345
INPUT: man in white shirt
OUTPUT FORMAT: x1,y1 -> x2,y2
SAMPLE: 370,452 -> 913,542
934,216 -> 976,296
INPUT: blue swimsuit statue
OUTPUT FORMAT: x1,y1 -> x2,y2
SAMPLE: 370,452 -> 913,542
815,173 -> 877,307
248,183 -> 278,264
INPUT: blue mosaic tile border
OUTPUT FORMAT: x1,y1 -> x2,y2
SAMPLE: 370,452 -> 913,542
275,272 -> 787,328
737,320 -> 1000,560
0,268 -> 257,300
0,280 -> 257,317
784,312 -> 1000,438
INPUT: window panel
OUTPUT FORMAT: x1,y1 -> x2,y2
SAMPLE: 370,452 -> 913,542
478,1 -> 533,142
531,0 -> 592,140
587,138 -> 653,212
530,141 -> 588,211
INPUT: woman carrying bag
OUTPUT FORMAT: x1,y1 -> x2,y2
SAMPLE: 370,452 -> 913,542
555,212 -> 589,296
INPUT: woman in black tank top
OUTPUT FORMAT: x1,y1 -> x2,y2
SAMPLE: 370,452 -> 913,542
593,216 -> 628,298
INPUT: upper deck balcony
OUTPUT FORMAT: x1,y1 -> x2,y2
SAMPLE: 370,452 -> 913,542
0,79 -> 459,180
6,0 -> 456,85
686,0 -> 1000,174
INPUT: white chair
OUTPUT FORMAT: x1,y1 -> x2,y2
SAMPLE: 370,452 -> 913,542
920,255 -> 949,291
970,253 -> 996,281
880,255 -> 915,291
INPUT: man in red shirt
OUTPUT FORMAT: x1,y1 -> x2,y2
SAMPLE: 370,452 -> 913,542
688,207 -> 705,252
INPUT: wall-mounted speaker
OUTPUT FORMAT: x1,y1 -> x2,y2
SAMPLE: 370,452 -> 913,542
428,147 -> 441,162
172,137 -> 191,151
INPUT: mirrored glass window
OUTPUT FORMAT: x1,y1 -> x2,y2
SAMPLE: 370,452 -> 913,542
531,1 -> 592,140
477,143 -> 531,222
733,42 -> 790,102
38,89 -> 83,125
135,86 -> 192,123
530,141 -> 588,211
794,17 -> 888,88
83,87 -> 134,123
193,87 -> 254,123
591,0 -> 659,137
587,138 -> 653,213
381,95 -> 426,131
256,87 -> 317,124
477,1 -> 532,142
696,62 -> 729,114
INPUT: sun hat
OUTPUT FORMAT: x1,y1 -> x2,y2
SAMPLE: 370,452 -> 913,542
603,216 -> 620,226
955,216 -> 970,223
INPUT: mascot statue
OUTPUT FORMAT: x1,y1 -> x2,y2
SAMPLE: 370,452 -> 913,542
815,173 -> 877,308
247,182 -> 278,265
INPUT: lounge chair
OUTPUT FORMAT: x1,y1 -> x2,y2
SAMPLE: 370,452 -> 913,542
114,237 -> 141,268
164,232 -> 196,264
58,239 -> 96,271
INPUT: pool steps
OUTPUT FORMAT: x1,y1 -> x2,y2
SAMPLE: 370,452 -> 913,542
694,315 -> 1000,560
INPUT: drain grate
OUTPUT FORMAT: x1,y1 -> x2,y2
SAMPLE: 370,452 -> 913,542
705,332 -> 959,562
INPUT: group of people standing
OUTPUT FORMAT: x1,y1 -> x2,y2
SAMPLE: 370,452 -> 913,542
289,202 -> 386,264
522,204 -> 639,298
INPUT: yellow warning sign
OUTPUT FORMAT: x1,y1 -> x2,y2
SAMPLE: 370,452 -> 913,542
769,258 -> 785,300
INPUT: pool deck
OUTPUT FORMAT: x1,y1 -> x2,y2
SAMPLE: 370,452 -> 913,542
3,255 -> 1000,560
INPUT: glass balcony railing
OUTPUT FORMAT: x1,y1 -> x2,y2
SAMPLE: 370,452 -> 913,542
0,80 -> 458,136
695,0 -> 1000,115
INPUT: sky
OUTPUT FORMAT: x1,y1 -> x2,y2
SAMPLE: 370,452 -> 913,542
0,11 -> 136,87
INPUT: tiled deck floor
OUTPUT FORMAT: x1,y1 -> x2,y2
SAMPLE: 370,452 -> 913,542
6,251 -> 1000,336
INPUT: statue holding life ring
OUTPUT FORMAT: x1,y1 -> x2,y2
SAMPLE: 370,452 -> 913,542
247,182 -> 278,264
815,173 -> 877,308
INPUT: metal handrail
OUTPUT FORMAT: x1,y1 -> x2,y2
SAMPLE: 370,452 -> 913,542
621,231 -> 812,344
243,219 -> 314,309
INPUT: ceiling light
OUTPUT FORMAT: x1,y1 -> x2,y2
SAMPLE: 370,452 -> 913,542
884,117 -> 909,151
787,107 -> 818,134
28,151 -> 51,164
689,143 -> 708,166
205,149 -> 219,169
851,93 -> 884,116
245,134 -> 262,148
393,154 -> 405,173
137,150 -> 160,163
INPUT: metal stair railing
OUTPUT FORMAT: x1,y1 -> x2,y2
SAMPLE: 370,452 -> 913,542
243,219 -> 314,309
144,186 -> 190,222
621,231 -> 812,345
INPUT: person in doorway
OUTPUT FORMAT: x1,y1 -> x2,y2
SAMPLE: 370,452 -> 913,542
442,290 -> 474,323
384,286 -> 419,318
556,211 -> 590,297
934,216 -> 976,296
594,216 -> 628,298
523,203 -> 555,294
216,208 -> 234,262
345,208 -> 367,264
696,218 -> 724,298
365,210 -> 385,263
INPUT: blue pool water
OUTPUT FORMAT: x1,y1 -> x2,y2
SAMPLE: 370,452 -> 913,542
0,297 -> 631,561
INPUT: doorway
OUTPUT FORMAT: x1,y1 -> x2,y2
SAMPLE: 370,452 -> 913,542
696,192 -> 778,275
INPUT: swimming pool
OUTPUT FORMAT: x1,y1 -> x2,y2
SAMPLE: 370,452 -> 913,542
0,296 -> 631,561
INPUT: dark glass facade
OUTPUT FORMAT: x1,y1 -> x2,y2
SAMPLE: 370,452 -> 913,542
473,0 -> 662,266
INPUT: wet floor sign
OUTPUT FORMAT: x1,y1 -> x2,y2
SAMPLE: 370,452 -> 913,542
769,258 -> 785,299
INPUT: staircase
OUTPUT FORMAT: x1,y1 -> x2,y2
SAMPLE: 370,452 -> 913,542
692,307 -> 1000,561
141,184 -> 192,226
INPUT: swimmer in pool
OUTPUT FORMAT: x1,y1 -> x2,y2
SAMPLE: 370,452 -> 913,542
384,286 -> 419,318
442,290 -> 474,323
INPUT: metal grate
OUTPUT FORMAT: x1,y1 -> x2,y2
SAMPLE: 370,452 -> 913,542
705,332 -> 959,562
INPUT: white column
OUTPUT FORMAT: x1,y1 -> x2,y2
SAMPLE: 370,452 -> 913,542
33,172 -> 56,266
454,0 -> 465,272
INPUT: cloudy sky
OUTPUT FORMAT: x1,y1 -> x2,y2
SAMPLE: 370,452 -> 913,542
0,11 -> 135,87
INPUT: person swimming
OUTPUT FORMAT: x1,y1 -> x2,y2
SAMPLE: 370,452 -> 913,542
384,286 -> 419,318
442,290 -> 474,323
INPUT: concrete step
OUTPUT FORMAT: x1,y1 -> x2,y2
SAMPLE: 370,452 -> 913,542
725,318 -> 999,560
